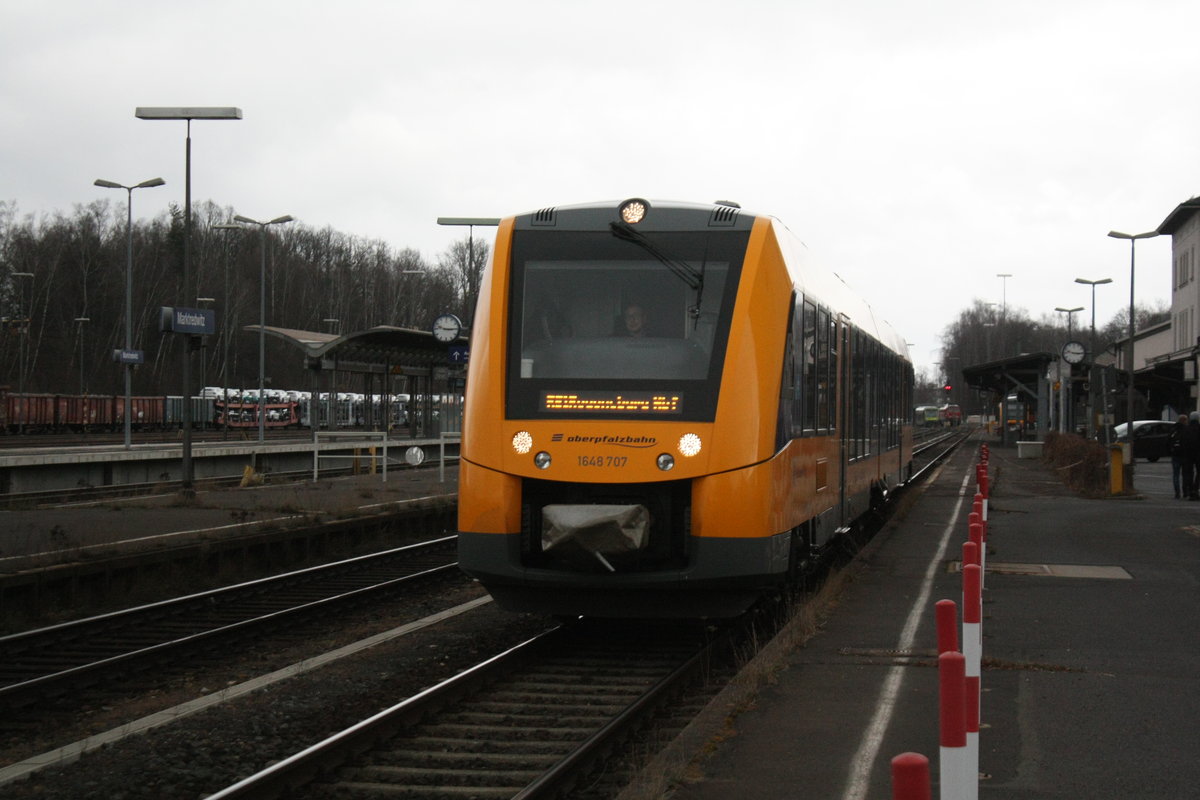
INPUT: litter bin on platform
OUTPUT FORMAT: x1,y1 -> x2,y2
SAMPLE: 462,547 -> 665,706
1110,443 -> 1130,494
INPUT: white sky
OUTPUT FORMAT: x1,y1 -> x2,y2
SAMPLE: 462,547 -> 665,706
4,0 -> 1198,379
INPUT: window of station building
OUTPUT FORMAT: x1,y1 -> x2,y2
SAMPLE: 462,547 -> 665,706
1176,248 -> 1193,290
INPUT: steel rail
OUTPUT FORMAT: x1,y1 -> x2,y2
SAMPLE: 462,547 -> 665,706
0,536 -> 458,707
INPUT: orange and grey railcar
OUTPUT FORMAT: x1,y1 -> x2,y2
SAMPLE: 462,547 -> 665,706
457,199 -> 913,618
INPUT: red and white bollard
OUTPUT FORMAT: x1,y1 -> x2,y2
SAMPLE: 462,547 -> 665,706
962,563 -> 983,800
939,651 -> 969,799
892,752 -> 931,800
968,518 -> 985,587
936,599 -> 958,655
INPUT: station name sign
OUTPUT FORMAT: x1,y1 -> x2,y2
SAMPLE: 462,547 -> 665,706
111,348 -> 144,365
159,306 -> 216,335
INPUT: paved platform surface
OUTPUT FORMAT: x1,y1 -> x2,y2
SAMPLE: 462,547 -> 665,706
0,467 -> 457,570
659,438 -> 1199,799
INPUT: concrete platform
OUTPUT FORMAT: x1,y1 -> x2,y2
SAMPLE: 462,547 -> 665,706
0,467 -> 457,573
650,439 -> 1199,799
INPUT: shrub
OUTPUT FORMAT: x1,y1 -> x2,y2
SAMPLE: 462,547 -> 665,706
1042,432 -> 1110,496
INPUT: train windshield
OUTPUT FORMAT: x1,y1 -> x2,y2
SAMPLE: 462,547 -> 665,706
506,229 -> 748,420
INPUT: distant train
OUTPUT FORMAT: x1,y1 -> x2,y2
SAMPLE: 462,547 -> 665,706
915,404 -> 963,428
457,198 -> 913,619
916,405 -> 942,427
0,389 -> 300,434
940,403 -> 963,426
0,386 -> 457,435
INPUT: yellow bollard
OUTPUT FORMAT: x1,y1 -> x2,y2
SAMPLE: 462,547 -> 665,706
1109,445 -> 1125,495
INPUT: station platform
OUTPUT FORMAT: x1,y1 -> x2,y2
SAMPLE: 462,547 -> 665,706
0,467 -> 457,573
636,437 -> 1199,799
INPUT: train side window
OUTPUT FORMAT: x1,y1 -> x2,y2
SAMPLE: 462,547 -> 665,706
777,298 -> 797,448
818,309 -> 834,432
790,296 -> 803,436
801,299 -> 817,434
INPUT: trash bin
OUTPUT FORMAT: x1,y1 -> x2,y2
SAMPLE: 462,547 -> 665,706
1109,444 -> 1129,494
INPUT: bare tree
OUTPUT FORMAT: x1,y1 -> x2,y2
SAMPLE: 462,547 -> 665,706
437,235 -> 489,326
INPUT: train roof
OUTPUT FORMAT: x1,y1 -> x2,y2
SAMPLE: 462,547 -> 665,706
507,199 -> 911,363
766,216 -> 910,361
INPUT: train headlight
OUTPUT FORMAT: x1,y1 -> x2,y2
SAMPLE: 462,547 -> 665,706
677,433 -> 702,457
534,451 -> 552,470
656,453 -> 675,471
512,430 -> 533,454
619,198 -> 649,224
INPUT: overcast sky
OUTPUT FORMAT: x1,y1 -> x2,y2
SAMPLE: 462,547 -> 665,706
4,0 -> 1198,379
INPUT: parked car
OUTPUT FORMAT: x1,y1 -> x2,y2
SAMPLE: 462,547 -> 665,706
1110,420 -> 1174,462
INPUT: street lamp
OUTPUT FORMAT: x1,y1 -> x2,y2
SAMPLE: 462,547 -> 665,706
214,222 -> 245,439
1054,306 -> 1084,338
73,317 -> 90,394
12,272 -> 33,431
197,296 -> 215,395
996,273 -> 1013,316
94,176 -> 166,449
995,273 -> 1013,356
136,106 -> 241,487
436,216 -> 501,329
1108,229 -> 1159,434
233,213 -> 294,442
1075,276 -> 1113,439
1073,277 -> 1113,359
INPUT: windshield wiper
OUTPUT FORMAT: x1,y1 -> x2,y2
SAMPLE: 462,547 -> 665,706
609,221 -> 703,292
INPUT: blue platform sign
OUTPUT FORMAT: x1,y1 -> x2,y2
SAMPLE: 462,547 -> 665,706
112,349 -> 145,365
160,306 -> 216,335
449,346 -> 469,364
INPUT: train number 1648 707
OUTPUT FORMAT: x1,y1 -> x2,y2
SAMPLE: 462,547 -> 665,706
577,455 -> 628,468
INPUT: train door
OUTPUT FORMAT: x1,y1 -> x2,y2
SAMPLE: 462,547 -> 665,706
838,316 -> 852,527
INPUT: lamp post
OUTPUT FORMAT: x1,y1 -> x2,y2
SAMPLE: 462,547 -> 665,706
12,272 -> 33,432
214,222 -> 245,439
1054,306 -> 1084,338
94,176 -> 166,449
73,316 -> 90,394
1074,277 -> 1113,439
995,273 -> 1012,356
436,217 -> 501,328
197,296 -> 215,396
136,106 -> 241,487
1074,277 -> 1113,360
1108,230 -> 1159,433
1054,306 -> 1084,434
233,214 -> 294,442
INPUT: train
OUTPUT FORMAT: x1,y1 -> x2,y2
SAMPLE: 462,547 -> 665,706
916,405 -> 942,426
915,404 -> 963,427
0,386 -> 456,435
0,389 -> 301,434
456,198 -> 914,619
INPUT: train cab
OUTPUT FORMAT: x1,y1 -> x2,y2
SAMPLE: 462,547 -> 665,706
457,199 -> 912,618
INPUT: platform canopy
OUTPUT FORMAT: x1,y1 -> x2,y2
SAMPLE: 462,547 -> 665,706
962,352 -> 1056,441
249,324 -> 466,376
961,352 -> 1056,399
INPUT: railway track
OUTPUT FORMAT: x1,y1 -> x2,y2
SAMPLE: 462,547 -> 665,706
208,620 -> 731,800
0,536 -> 459,709
205,433 -> 974,800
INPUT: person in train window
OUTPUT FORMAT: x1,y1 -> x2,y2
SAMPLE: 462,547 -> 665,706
621,303 -> 646,337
